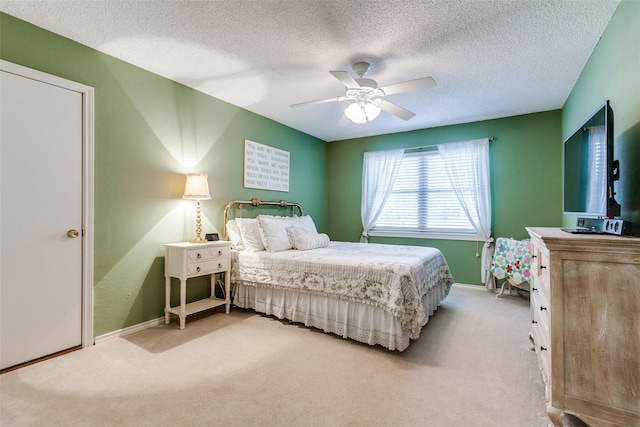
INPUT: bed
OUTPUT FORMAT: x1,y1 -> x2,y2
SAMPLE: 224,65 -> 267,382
224,199 -> 454,351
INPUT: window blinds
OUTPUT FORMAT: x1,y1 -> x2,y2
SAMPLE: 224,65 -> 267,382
375,151 -> 476,232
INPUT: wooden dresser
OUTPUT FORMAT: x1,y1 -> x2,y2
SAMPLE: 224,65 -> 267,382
526,227 -> 639,427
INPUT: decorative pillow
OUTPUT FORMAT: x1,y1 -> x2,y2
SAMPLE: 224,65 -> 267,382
235,218 -> 265,252
257,215 -> 293,252
291,215 -> 318,235
287,226 -> 330,251
226,220 -> 245,250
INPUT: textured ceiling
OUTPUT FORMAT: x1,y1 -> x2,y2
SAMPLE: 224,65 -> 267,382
1,0 -> 620,142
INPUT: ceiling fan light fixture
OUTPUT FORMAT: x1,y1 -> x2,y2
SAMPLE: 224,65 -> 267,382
345,101 -> 381,124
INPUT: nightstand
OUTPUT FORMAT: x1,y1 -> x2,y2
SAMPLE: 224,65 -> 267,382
164,241 -> 231,329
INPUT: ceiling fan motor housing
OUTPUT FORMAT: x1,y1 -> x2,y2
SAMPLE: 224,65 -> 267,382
351,61 -> 371,77
346,85 -> 384,104
346,74 -> 384,104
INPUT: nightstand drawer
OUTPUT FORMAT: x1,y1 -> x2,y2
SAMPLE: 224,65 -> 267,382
187,249 -> 212,262
186,260 -> 227,276
187,246 -> 229,262
211,246 -> 229,259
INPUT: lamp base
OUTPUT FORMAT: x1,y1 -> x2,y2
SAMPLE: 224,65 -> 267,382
190,237 -> 207,244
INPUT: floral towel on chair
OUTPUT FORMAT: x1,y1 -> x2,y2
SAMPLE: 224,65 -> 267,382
490,237 -> 533,285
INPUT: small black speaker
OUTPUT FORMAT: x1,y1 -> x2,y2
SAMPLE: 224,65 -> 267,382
205,233 -> 219,241
602,219 -> 633,235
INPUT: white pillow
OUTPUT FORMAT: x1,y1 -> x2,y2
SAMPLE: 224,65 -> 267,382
235,218 -> 265,252
257,215 -> 293,252
226,220 -> 245,250
287,226 -> 330,251
291,215 -> 318,235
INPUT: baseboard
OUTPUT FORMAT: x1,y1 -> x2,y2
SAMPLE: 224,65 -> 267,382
94,316 -> 165,345
452,283 -> 486,289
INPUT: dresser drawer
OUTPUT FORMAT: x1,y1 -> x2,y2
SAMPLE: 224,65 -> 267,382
530,300 -> 551,382
536,268 -> 550,298
530,284 -> 550,332
531,250 -> 550,295
535,330 -> 551,388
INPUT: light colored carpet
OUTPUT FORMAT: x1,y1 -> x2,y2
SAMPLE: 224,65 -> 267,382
1,284 -> 548,426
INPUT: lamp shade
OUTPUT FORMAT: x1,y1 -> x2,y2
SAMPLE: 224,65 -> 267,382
345,102 -> 381,124
183,173 -> 211,200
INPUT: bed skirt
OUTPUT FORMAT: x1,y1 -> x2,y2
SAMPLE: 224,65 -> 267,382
232,281 -> 449,351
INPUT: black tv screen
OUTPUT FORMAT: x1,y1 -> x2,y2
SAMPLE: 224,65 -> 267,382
563,101 -> 620,218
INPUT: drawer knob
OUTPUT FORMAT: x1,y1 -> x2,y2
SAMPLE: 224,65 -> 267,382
540,306 -> 547,311
532,320 -> 538,324
531,255 -> 537,259
540,265 -> 547,269
540,346 -> 547,352
218,250 -> 222,256
196,266 -> 201,272
532,287 -> 538,292
197,253 -> 202,259
218,263 -> 222,268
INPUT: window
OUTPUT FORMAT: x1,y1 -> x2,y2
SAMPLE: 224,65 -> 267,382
362,138 -> 493,284
371,150 -> 477,238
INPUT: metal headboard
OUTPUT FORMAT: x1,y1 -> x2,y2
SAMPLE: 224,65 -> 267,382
223,198 -> 304,241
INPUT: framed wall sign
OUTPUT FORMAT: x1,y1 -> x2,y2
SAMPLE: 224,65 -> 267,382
243,139 -> 290,192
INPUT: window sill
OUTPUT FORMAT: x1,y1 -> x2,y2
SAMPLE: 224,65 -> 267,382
368,230 -> 480,241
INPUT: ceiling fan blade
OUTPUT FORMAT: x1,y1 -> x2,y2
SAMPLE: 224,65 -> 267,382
329,70 -> 361,89
380,77 -> 436,96
290,96 -> 347,108
379,100 -> 416,121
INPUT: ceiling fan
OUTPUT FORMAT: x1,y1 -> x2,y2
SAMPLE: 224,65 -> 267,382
290,61 -> 436,123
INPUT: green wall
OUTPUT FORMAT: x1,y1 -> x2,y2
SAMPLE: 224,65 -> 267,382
561,0 -> 640,233
0,13 -> 328,336
327,111 -> 563,285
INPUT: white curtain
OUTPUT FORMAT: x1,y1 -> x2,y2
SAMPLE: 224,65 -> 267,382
437,138 -> 494,289
360,149 -> 404,243
586,126 -> 607,215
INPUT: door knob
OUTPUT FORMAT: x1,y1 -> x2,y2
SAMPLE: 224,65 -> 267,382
67,229 -> 80,238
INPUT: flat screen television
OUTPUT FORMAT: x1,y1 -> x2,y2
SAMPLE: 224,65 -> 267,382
563,100 -> 620,218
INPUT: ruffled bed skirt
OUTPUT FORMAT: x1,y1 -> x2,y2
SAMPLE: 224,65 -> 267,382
232,281 -> 449,351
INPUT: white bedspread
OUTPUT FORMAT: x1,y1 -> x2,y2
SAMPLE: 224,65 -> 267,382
231,242 -> 453,338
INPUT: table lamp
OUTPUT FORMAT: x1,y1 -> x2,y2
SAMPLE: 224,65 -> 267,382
183,173 -> 211,243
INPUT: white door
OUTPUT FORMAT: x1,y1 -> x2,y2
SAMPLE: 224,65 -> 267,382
0,64 -> 91,370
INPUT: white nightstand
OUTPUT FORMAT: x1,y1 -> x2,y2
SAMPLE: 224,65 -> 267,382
164,241 -> 231,329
